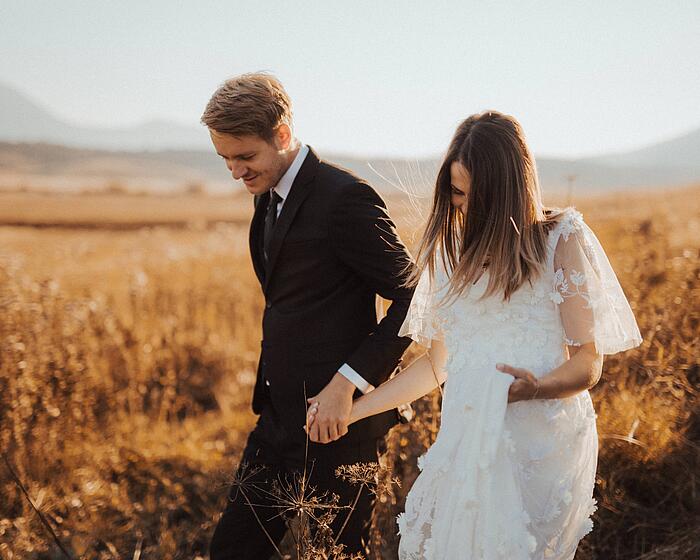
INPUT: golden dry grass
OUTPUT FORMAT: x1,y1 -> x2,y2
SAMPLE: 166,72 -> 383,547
1,186 -> 698,559
0,190 -> 251,229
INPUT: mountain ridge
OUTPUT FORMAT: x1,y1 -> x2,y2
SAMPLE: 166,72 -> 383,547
1,81 -> 698,192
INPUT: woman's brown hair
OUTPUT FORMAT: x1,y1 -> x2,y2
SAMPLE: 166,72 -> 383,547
412,111 -> 560,301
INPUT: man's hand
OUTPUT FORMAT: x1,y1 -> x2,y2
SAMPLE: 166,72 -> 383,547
305,372 -> 355,444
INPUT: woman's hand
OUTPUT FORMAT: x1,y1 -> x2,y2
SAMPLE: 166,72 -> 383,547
304,400 -> 320,440
496,363 -> 540,403
305,397 -> 361,443
303,373 -> 354,444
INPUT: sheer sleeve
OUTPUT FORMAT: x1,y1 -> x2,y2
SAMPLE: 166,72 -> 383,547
551,211 -> 642,355
398,260 -> 450,348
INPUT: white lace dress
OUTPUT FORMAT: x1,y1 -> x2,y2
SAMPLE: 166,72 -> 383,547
396,209 -> 642,560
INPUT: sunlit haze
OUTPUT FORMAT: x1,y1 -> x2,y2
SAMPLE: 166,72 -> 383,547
2,1 -> 699,158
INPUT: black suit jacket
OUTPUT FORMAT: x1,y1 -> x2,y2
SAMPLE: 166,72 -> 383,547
249,148 -> 415,443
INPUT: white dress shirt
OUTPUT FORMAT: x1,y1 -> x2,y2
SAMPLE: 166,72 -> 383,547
269,142 -> 374,394
271,143 -> 309,218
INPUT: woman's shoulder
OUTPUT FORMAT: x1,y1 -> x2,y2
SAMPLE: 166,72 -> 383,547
545,207 -> 586,242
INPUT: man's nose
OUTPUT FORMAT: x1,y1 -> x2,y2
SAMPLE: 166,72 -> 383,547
230,163 -> 247,180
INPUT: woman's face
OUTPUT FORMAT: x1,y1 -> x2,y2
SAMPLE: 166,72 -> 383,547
449,161 -> 471,214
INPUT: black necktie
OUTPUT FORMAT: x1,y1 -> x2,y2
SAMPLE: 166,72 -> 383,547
263,190 -> 282,264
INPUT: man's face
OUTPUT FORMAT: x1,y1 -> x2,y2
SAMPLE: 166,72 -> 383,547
209,128 -> 291,195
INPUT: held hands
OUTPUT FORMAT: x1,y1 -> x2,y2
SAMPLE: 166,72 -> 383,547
303,363 -> 539,441
496,363 -> 540,403
303,372 -> 355,444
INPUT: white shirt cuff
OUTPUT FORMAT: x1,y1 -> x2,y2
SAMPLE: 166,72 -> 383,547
338,363 -> 374,394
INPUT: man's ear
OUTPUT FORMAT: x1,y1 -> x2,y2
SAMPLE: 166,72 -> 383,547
274,124 -> 292,151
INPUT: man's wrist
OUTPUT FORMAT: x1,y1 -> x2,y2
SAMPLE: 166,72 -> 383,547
337,363 -> 374,394
332,371 -> 358,395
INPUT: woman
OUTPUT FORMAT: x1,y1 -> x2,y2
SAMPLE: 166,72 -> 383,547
307,111 -> 642,559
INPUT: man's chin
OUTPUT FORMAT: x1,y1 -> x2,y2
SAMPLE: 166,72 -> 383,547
242,181 -> 270,195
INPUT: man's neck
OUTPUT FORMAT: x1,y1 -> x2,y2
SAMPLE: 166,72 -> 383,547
282,140 -> 301,171
271,141 -> 306,199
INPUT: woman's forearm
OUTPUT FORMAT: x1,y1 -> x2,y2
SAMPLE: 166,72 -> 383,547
538,344 -> 603,399
349,340 -> 448,425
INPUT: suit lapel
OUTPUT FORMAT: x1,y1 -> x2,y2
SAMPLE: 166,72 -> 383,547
249,193 -> 267,286
263,148 -> 319,292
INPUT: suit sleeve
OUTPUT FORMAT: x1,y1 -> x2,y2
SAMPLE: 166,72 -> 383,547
329,181 -> 416,387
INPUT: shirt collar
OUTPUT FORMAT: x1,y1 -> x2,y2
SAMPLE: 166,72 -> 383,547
272,143 -> 309,202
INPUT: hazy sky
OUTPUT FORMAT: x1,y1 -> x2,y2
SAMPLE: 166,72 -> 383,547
2,1 -> 699,158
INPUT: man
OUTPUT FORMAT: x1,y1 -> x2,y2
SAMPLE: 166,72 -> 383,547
204,73 -> 414,559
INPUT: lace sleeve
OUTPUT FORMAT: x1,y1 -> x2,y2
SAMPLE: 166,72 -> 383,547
551,212 -> 642,355
398,261 -> 449,348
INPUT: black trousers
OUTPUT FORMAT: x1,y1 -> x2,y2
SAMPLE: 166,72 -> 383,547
210,406 -> 380,559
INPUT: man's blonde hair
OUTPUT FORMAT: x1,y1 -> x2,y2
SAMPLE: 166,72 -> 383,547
201,72 -> 293,142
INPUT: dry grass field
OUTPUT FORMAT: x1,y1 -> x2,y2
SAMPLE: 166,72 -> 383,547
1,185 -> 698,559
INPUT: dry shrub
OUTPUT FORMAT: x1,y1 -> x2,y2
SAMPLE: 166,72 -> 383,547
0,189 -> 698,559
579,216 -> 699,560
0,228 -> 261,558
